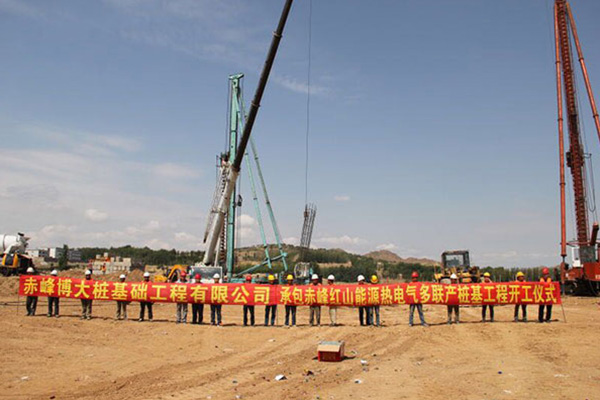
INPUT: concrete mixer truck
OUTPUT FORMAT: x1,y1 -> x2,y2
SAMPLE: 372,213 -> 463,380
1,233 -> 34,276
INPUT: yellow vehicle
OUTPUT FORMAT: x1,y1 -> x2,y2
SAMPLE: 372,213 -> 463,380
1,253 -> 34,276
434,250 -> 480,284
153,265 -> 188,283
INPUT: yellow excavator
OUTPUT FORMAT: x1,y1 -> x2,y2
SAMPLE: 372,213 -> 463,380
434,250 -> 480,284
153,265 -> 188,283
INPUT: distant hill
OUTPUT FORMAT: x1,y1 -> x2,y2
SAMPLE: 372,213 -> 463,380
364,250 -> 439,266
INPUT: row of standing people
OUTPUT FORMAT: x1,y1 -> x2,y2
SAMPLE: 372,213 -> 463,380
23,268 -> 555,325
444,268 -> 554,324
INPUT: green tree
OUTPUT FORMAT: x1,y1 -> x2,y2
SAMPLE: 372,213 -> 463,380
58,244 -> 69,270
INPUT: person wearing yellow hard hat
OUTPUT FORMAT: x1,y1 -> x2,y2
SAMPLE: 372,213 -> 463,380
514,271 -> 527,322
284,274 -> 297,327
243,275 -> 255,326
264,274 -> 278,326
369,275 -> 381,326
481,272 -> 495,323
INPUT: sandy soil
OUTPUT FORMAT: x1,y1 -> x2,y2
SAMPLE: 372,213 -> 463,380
1,277 -> 599,400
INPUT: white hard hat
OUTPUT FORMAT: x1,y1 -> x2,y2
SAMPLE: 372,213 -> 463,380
85,270 -> 92,275
311,274 -> 319,280
357,275 -> 365,282
50,270 -> 58,276
26,267 -> 34,273
143,272 -> 150,278
119,274 -> 126,279
327,274 -> 335,281
450,273 -> 458,279
213,273 -> 220,279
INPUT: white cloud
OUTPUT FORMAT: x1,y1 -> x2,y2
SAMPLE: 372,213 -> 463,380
103,0 -> 264,66
317,235 -> 365,246
239,227 -> 256,241
22,124 -> 141,155
376,243 -> 397,251
273,75 -> 330,96
153,163 -> 200,179
239,214 -> 256,227
84,209 -> 109,222
283,236 -> 299,245
145,238 -> 171,250
0,0 -> 44,19
174,232 -> 199,242
334,195 -> 351,202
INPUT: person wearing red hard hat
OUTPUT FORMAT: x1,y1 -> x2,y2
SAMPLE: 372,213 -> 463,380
243,274 -> 255,327
538,267 -> 553,323
191,273 -> 204,325
408,271 -> 428,327
175,270 -> 188,324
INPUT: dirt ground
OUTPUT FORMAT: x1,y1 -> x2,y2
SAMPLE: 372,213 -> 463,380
1,277 -> 599,400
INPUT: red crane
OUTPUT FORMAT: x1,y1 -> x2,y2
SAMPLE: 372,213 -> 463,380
554,0 -> 600,294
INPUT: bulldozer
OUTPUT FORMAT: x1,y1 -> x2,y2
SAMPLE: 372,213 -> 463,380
434,250 -> 480,284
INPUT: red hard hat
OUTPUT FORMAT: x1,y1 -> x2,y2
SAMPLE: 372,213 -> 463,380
542,267 -> 550,275
195,274 -> 200,280
411,272 -> 419,278
245,275 -> 252,282
180,270 -> 187,276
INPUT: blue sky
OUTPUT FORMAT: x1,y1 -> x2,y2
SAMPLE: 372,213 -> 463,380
1,0 -> 600,267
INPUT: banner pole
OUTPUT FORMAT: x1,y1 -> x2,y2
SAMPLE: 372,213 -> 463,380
560,302 -> 567,323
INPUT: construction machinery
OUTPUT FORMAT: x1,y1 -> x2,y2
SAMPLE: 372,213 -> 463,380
553,0 -> 600,295
294,203 -> 317,283
434,250 -> 480,284
153,264 -> 190,283
1,233 -> 34,276
198,0 -> 293,280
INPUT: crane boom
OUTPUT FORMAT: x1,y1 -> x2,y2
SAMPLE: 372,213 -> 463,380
555,0 -> 588,245
555,0 -> 600,294
202,0 -> 294,266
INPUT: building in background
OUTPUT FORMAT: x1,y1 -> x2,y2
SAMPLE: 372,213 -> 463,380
90,253 -> 132,274
47,247 -> 82,262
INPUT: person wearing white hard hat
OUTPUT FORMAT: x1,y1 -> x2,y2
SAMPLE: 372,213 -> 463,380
357,274 -> 369,326
25,267 -> 38,316
309,274 -> 321,326
446,273 -> 460,324
115,274 -> 129,320
81,270 -> 93,320
327,274 -> 338,326
210,273 -> 222,326
47,270 -> 60,318
139,272 -> 153,322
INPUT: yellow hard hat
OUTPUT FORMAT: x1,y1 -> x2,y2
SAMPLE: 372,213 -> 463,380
268,275 -> 275,281
516,271 -> 525,277
483,272 -> 491,277
370,275 -> 378,283
286,274 -> 294,281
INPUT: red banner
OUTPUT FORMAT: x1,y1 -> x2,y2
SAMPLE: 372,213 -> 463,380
18,276 -> 561,306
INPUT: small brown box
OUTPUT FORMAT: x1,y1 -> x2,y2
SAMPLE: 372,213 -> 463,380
317,341 -> 345,362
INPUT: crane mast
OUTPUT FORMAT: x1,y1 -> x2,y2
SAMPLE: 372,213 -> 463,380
554,0 -> 600,293
202,0 -> 294,266
555,0 -> 588,245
